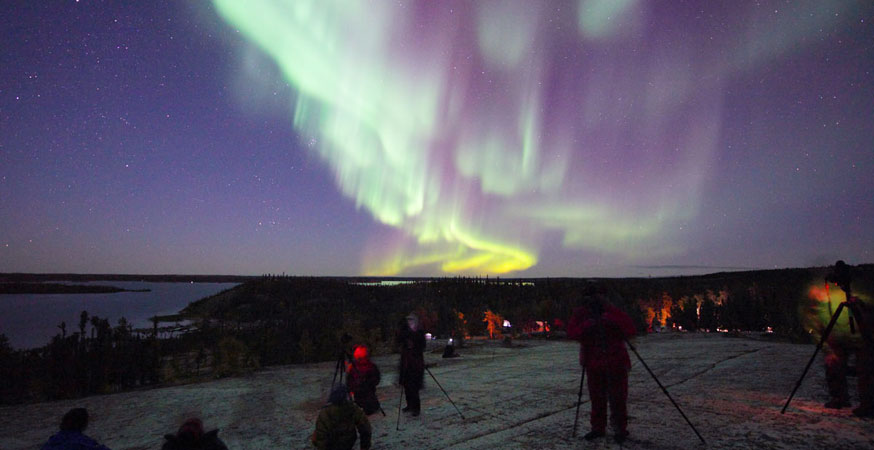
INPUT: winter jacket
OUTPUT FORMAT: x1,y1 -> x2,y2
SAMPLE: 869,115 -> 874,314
161,429 -> 229,450
312,401 -> 372,450
813,287 -> 874,351
397,328 -> 425,390
347,359 -> 382,415
567,304 -> 636,372
41,431 -> 111,450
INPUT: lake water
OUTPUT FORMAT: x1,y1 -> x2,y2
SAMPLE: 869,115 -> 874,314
0,281 -> 238,349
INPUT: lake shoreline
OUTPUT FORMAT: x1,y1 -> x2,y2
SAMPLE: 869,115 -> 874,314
0,283 -> 150,295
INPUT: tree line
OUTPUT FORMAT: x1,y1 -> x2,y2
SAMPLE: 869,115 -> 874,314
2,265 -> 871,405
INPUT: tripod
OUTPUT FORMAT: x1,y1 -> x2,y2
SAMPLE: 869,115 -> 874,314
626,337 -> 707,445
572,367 -> 586,437
781,299 -> 871,413
331,334 -> 353,390
331,350 -> 347,390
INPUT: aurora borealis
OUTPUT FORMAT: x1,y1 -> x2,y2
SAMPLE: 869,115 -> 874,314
2,0 -> 872,276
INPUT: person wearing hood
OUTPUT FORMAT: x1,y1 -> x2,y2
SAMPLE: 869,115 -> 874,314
567,287 -> 637,444
346,345 -> 382,415
41,408 -> 112,450
161,418 -> 229,450
396,313 -> 426,416
312,385 -> 372,450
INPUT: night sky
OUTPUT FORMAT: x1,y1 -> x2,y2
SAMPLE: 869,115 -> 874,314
2,0 -> 872,277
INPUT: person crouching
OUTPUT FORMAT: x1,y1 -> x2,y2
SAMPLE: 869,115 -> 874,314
161,418 -> 229,450
312,385 -> 372,450
41,408 -> 111,450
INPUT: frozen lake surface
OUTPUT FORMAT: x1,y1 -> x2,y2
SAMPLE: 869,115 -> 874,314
1,333 -> 872,449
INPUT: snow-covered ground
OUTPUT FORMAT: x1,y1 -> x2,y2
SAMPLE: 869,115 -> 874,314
2,333 -> 873,449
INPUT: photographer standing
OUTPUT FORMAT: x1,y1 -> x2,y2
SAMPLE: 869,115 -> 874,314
820,261 -> 874,417
567,288 -> 636,443
396,313 -> 425,417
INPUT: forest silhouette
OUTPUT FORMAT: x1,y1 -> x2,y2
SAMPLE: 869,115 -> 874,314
2,265 -> 871,405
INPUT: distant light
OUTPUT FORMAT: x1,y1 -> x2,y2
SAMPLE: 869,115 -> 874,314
448,338 -> 454,345
503,320 -> 511,327
425,333 -> 432,340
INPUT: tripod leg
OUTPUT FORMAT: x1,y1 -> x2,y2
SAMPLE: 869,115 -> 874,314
782,302 -> 846,414
626,338 -> 707,445
396,384 -> 404,431
425,367 -> 465,419
572,367 -> 585,437
331,358 -> 340,389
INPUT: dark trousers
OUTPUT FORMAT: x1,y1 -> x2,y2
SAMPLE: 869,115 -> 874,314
404,383 -> 421,413
587,367 -> 629,433
826,342 -> 874,408
825,346 -> 850,403
858,348 -> 874,408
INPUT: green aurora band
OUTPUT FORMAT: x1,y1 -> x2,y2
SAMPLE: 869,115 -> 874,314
211,0 -> 850,275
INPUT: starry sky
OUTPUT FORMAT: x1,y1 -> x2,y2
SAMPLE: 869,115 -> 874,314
1,0 -> 872,277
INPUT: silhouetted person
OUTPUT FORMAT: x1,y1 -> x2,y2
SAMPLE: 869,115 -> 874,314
162,418 -> 229,450
821,260 -> 874,417
346,345 -> 382,415
312,385 -> 372,450
396,313 -> 426,416
567,288 -> 636,443
41,408 -> 111,450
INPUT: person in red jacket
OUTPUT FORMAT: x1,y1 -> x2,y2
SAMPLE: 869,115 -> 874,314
346,345 -> 382,415
567,288 -> 637,443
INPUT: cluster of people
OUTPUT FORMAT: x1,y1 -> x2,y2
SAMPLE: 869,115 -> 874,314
311,312 -> 426,449
38,261 -> 873,449
40,408 -> 228,450
40,313 -> 428,450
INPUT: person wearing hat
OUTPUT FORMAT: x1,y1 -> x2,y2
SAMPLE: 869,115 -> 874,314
567,287 -> 637,444
396,313 -> 426,416
312,385 -> 372,450
346,345 -> 382,415
161,417 -> 229,450
41,408 -> 112,450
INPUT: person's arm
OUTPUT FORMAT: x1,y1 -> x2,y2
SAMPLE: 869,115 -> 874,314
312,411 -> 329,449
203,431 -> 229,450
354,405 -> 372,449
415,331 -> 426,353
567,307 -> 593,340
370,364 -> 381,388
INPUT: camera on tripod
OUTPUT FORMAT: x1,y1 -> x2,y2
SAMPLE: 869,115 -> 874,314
825,260 -> 853,297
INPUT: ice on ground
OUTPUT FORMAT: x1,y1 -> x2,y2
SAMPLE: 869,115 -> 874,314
2,334 -> 873,449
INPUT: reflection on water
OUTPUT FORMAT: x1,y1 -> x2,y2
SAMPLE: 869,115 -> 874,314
0,281 -> 238,349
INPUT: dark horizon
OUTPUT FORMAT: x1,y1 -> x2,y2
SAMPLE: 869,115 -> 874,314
4,261 -> 869,283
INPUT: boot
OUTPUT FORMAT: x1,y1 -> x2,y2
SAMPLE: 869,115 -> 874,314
583,430 -> 605,441
852,405 -> 874,418
824,398 -> 850,409
615,430 -> 629,444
